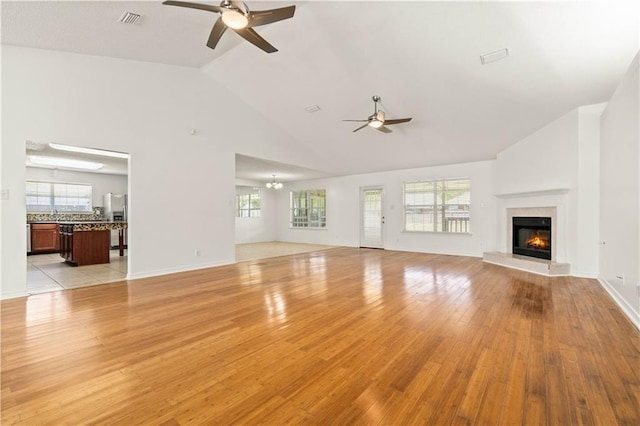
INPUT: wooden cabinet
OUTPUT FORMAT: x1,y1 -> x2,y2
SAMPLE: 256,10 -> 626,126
59,225 -> 110,266
59,224 -> 74,263
30,223 -> 60,253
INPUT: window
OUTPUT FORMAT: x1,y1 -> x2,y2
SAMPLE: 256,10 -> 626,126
403,178 -> 470,233
290,189 -> 326,228
26,181 -> 93,212
236,188 -> 261,218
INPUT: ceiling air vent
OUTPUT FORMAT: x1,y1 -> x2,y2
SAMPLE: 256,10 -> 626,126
118,11 -> 141,25
305,105 -> 321,113
480,48 -> 509,65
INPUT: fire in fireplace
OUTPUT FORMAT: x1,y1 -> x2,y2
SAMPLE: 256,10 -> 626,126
512,217 -> 551,260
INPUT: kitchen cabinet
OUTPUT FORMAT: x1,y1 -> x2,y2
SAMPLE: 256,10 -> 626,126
59,223 -> 111,266
59,224 -> 73,263
30,223 -> 60,254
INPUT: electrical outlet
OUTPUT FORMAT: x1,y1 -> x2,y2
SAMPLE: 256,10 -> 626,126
195,249 -> 200,257
0,189 -> 9,200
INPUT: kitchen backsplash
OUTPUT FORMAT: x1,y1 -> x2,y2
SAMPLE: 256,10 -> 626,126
27,207 -> 104,222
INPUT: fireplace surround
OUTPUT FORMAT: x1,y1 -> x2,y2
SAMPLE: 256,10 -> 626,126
483,191 -> 570,276
512,217 -> 552,260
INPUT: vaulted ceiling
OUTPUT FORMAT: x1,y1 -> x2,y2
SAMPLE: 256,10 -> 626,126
3,1 -> 638,181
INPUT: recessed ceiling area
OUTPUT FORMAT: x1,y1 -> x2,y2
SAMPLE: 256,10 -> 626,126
235,154 -> 334,184
3,1 -> 638,178
25,141 -> 128,176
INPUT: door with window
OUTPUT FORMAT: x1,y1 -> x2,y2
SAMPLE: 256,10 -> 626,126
360,187 -> 384,248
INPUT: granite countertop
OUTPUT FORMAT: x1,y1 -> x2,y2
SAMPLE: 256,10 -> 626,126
60,221 -> 128,232
28,220 -> 107,224
29,220 -> 128,231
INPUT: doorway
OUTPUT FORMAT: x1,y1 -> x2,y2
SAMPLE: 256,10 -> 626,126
25,141 -> 129,293
360,187 -> 384,249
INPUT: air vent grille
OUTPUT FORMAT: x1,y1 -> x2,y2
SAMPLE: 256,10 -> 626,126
480,48 -> 509,65
119,11 -> 141,25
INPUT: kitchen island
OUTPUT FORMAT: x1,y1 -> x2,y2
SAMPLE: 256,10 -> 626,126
59,221 -> 127,266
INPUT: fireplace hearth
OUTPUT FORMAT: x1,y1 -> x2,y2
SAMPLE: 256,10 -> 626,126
512,217 -> 551,260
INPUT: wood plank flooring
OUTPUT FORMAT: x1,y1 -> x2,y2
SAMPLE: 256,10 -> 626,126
2,247 -> 639,425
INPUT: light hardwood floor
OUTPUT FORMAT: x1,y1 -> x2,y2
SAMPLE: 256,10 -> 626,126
26,242 -> 333,293
3,248 -> 639,424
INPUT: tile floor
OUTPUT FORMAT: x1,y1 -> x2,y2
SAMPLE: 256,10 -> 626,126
26,242 -> 336,294
27,250 -> 128,294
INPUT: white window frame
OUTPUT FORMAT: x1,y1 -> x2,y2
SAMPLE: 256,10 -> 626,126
26,181 -> 93,213
403,178 -> 470,233
290,189 -> 326,228
236,189 -> 261,218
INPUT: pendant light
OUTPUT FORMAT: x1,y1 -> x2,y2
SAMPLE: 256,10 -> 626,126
266,174 -> 283,190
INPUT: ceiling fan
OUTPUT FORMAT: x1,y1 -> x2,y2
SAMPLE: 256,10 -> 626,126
343,96 -> 412,133
162,0 -> 295,53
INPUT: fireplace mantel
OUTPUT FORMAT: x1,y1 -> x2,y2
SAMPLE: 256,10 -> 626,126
495,188 -> 571,199
489,186 -> 571,274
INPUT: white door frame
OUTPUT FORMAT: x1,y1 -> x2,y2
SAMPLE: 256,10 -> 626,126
360,186 -> 384,249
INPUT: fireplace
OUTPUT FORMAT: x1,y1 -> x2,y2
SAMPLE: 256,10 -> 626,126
512,217 -> 551,260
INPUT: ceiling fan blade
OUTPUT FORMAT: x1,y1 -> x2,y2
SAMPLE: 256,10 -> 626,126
383,118 -> 412,125
232,27 -> 277,53
352,123 -> 370,133
162,1 -> 222,13
376,126 -> 392,134
207,17 -> 227,49
230,0 -> 248,15
343,120 -> 368,122
249,6 -> 296,27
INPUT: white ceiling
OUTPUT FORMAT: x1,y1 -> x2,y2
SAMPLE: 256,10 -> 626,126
3,1 -> 639,182
25,141 -> 128,175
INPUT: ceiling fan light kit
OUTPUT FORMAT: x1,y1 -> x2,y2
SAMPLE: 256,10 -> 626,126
163,0 -> 296,53
343,96 -> 412,133
369,119 -> 384,129
220,9 -> 248,29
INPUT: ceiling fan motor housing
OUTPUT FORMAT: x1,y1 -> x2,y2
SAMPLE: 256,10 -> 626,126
163,0 -> 296,53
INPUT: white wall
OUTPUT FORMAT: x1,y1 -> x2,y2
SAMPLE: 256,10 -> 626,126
496,109 -> 579,265
496,109 -> 579,196
26,167 -> 127,208
599,52 -> 639,327
276,160 -> 497,258
576,104 -> 606,277
1,46 -> 306,298
235,185 -> 277,244
495,105 -> 603,276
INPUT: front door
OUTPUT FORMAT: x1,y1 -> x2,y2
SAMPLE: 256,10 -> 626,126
360,187 -> 384,248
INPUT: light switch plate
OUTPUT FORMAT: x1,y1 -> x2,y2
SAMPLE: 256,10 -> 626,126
1,189 -> 9,200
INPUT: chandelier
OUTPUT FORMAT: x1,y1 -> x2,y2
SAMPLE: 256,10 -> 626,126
266,174 -> 283,190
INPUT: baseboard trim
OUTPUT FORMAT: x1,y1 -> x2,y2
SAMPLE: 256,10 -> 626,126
597,278 -> 640,331
127,258 -> 236,281
1,289 -> 29,300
